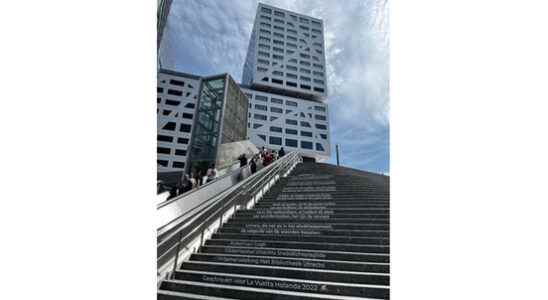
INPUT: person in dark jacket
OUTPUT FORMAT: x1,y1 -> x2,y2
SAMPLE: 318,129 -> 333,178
278,147 -> 285,157
250,157 -> 257,174
238,153 -> 247,167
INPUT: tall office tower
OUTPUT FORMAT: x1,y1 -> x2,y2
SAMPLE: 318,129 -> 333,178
242,3 -> 330,161
157,0 -> 173,50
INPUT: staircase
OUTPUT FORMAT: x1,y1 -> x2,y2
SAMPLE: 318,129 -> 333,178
158,162 -> 390,299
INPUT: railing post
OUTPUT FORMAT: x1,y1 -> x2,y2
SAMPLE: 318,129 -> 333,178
171,231 -> 182,279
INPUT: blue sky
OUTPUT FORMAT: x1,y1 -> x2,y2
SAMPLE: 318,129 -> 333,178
160,0 -> 389,174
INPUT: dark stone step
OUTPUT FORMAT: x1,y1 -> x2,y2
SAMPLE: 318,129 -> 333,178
262,196 -> 389,202
219,227 -> 389,238
179,261 -> 389,285
157,289 -> 236,300
211,233 -> 389,246
199,245 -> 390,263
206,239 -> 389,254
174,270 -> 390,299
223,221 -> 390,231
255,202 -> 389,208
160,279 -> 343,300
246,208 -> 390,214
229,216 -> 389,224
189,253 -> 390,273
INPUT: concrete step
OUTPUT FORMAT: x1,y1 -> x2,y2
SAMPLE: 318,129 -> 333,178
223,221 -> 390,231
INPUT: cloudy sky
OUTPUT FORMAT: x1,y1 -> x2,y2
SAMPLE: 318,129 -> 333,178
160,0 -> 389,174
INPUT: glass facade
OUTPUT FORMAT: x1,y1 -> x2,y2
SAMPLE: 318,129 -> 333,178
187,74 -> 249,174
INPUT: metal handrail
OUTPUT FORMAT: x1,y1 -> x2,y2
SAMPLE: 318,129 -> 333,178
157,151 -> 302,279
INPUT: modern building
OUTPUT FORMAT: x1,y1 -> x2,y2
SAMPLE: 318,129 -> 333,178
157,0 -> 173,50
241,3 -> 330,161
157,70 -> 249,175
241,86 -> 330,162
157,69 -> 201,173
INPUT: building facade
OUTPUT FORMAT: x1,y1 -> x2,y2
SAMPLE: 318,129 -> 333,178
157,69 -> 200,172
242,3 -> 330,161
157,70 -> 248,174
241,86 -> 330,162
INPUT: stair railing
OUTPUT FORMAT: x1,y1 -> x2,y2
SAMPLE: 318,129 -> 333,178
157,151 -> 302,280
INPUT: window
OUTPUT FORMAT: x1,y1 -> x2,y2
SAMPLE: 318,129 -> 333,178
272,54 -> 284,60
271,98 -> 283,104
162,122 -> 176,131
184,103 -> 195,109
259,44 -> 270,50
300,121 -> 311,127
255,104 -> 267,111
288,58 -> 297,63
258,51 -> 270,58
316,143 -> 325,151
300,61 -> 311,66
316,124 -> 327,130
182,113 -> 193,119
157,160 -> 168,167
255,95 -> 267,102
270,107 -> 283,113
157,147 -> 170,154
287,73 -> 297,79
301,141 -> 313,149
272,78 -> 283,85
270,126 -> 282,133
315,114 -> 326,121
286,81 -> 297,87
257,67 -> 268,72
287,35 -> 297,41
313,63 -> 324,69
175,149 -> 187,156
285,138 -> 298,147
258,59 -> 269,65
286,119 -> 298,125
259,29 -> 271,35
285,128 -> 297,135
261,15 -> 271,21
172,161 -> 185,169
287,29 -> 297,35
287,65 -> 297,71
314,106 -> 326,112
312,20 -> 321,27
314,87 -> 325,93
300,53 -> 310,59
314,79 -> 324,85
272,71 -> 283,76
300,131 -> 312,137
300,68 -> 311,74
179,124 -> 191,132
269,136 -> 282,145
167,89 -> 182,96
169,79 -> 184,86
245,93 -> 253,99
285,109 -> 292,114
157,135 -> 173,142
162,109 -> 171,116
177,137 -> 189,144
273,32 -> 284,39
274,25 -> 284,31
253,123 -> 263,129
273,39 -> 284,45
254,114 -> 267,120
313,71 -> 323,77
273,47 -> 283,53
320,134 -> 327,140
299,17 -> 309,24
270,116 -> 278,121
300,76 -> 311,82
261,7 -> 272,14
286,100 -> 297,107
260,22 -> 271,28
157,87 -> 164,93
274,11 -> 285,17
312,28 -> 322,34
287,43 -> 297,49
301,84 -> 311,90
259,36 -> 271,43
300,25 -> 309,31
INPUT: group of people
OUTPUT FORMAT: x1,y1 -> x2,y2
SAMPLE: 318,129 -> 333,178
176,163 -> 218,196
174,146 -> 287,197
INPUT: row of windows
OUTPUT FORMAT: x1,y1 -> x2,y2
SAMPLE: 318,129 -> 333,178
251,115 -> 327,130
157,147 -> 188,157
158,78 -> 195,89
157,160 -> 185,169
259,7 -> 322,28
258,76 -> 325,93
160,109 -> 194,119
258,135 -> 325,151
248,94 -> 298,107
157,87 -> 194,98
161,122 -> 192,133
157,135 -> 189,144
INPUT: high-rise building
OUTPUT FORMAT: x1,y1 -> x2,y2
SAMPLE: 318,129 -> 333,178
157,70 -> 249,175
242,3 -> 330,161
